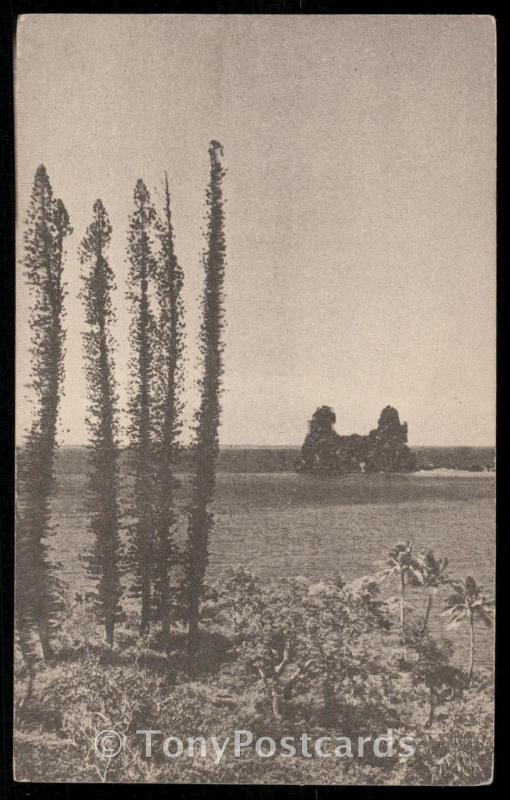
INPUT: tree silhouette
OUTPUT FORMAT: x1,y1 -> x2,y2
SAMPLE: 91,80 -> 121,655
185,141 -> 227,666
152,174 -> 185,651
367,406 -> 416,472
301,406 -> 342,473
381,541 -> 425,661
441,576 -> 493,686
300,405 -> 415,474
79,199 -> 122,647
16,165 -> 72,664
126,179 -> 158,634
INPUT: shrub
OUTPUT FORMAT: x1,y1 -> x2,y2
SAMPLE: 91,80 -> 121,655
14,567 -> 494,785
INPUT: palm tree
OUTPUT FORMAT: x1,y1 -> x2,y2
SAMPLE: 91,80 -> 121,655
420,551 -> 450,639
441,576 -> 493,686
381,541 -> 425,661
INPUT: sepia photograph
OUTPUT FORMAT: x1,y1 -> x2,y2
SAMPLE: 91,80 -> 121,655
14,13 -> 496,785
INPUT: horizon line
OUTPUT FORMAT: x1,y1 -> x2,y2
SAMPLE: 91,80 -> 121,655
38,442 -> 497,450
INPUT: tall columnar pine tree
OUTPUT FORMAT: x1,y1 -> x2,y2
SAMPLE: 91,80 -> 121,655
79,200 -> 122,647
185,141 -> 227,663
152,175 -> 185,651
126,179 -> 158,634
16,165 -> 72,664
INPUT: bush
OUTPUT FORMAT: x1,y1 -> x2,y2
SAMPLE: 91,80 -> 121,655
14,568 -> 493,784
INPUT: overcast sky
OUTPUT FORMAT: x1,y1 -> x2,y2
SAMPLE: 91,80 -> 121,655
16,14 -> 496,446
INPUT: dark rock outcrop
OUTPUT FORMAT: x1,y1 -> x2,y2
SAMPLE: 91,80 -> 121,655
300,405 -> 416,474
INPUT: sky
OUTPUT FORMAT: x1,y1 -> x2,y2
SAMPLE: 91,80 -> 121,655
16,14 -> 496,447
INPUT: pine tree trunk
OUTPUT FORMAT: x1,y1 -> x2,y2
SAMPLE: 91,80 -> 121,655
105,617 -> 114,649
140,584 -> 151,635
161,617 -> 170,652
187,604 -> 200,666
38,617 -> 54,662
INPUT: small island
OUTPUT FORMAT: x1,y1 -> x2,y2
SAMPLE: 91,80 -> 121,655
300,405 -> 416,474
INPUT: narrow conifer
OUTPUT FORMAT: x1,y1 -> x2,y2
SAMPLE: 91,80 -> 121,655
79,199 -> 122,647
153,175 -> 185,650
126,179 -> 158,634
185,141 -> 227,664
16,165 -> 71,664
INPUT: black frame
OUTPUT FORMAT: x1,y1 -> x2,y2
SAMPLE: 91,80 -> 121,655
0,3 -> 505,799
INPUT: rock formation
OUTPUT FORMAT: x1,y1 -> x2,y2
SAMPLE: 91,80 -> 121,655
300,405 -> 416,474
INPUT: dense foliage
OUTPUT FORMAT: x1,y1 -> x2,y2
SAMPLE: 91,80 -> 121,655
152,174 -> 185,650
185,141 -> 227,662
126,180 -> 159,634
79,199 -> 122,646
14,559 -> 494,785
16,165 -> 72,667
301,405 -> 416,474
